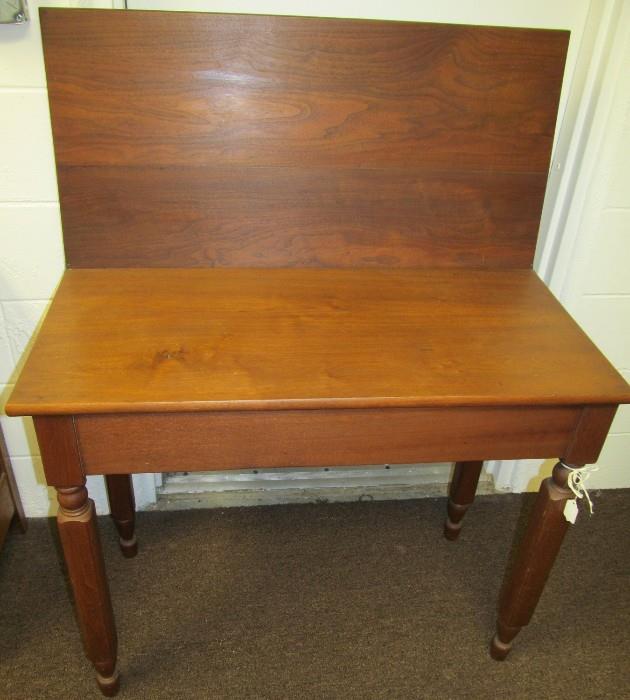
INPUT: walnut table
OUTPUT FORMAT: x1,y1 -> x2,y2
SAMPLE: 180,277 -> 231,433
6,9 -> 630,696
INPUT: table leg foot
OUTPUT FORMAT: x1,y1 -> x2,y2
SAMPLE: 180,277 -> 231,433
444,461 -> 483,540
96,667 -> 120,697
57,484 -> 119,696
490,460 -> 574,660
490,620 -> 520,660
105,474 -> 138,558
119,534 -> 138,558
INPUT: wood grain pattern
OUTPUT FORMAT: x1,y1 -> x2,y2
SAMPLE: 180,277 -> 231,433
7,269 -> 630,417
444,461 -> 483,540
491,461 -> 573,660
33,415 -> 84,486
12,13 -> 629,685
105,475 -> 137,558
56,484 -> 119,695
563,405 -> 617,464
76,406 -> 581,475
40,9 -> 569,269
58,166 -> 547,269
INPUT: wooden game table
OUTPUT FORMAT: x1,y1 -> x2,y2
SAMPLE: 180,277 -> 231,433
6,9 -> 630,696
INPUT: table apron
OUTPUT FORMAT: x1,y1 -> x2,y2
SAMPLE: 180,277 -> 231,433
75,406 -> 583,475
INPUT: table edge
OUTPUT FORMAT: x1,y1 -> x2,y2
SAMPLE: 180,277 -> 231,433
6,393 -> 630,417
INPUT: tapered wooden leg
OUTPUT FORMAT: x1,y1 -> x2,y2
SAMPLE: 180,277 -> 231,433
105,474 -> 137,558
444,460 -> 483,540
490,460 -> 574,660
57,484 -> 119,696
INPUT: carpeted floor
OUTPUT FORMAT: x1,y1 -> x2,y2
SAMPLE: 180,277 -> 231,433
1,492 -> 628,700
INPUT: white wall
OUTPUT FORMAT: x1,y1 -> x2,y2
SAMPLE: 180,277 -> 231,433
547,0 -> 630,489
1,0 -> 626,517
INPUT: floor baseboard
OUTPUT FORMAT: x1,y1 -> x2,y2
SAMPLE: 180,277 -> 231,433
154,463 -> 496,510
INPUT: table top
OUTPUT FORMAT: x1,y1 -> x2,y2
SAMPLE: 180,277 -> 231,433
6,268 -> 630,416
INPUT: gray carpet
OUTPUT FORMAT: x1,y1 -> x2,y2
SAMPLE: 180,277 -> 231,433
1,492 -> 629,699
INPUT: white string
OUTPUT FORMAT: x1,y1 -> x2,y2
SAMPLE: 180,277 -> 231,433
561,461 -> 599,516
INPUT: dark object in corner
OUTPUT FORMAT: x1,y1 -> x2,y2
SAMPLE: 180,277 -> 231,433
0,424 -> 27,551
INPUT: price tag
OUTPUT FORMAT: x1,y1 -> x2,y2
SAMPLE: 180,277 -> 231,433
564,498 -> 579,524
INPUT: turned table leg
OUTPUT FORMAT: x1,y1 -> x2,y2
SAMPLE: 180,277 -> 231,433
491,460 -> 575,660
57,483 -> 119,696
444,460 -> 483,540
105,474 -> 137,558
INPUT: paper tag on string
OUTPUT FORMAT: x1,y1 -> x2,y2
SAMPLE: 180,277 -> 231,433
564,498 -> 579,524
562,462 -> 599,522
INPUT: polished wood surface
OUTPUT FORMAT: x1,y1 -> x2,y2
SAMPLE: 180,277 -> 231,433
32,415 -> 83,486
40,9 -> 568,269
75,406 -> 581,475
6,268 -> 630,417
105,475 -> 137,558
8,10 -> 629,693
444,461 -> 483,540
38,417 -> 119,695
57,167 -> 547,270
563,405 -> 618,463
56,484 -> 119,696
491,460 -> 574,661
